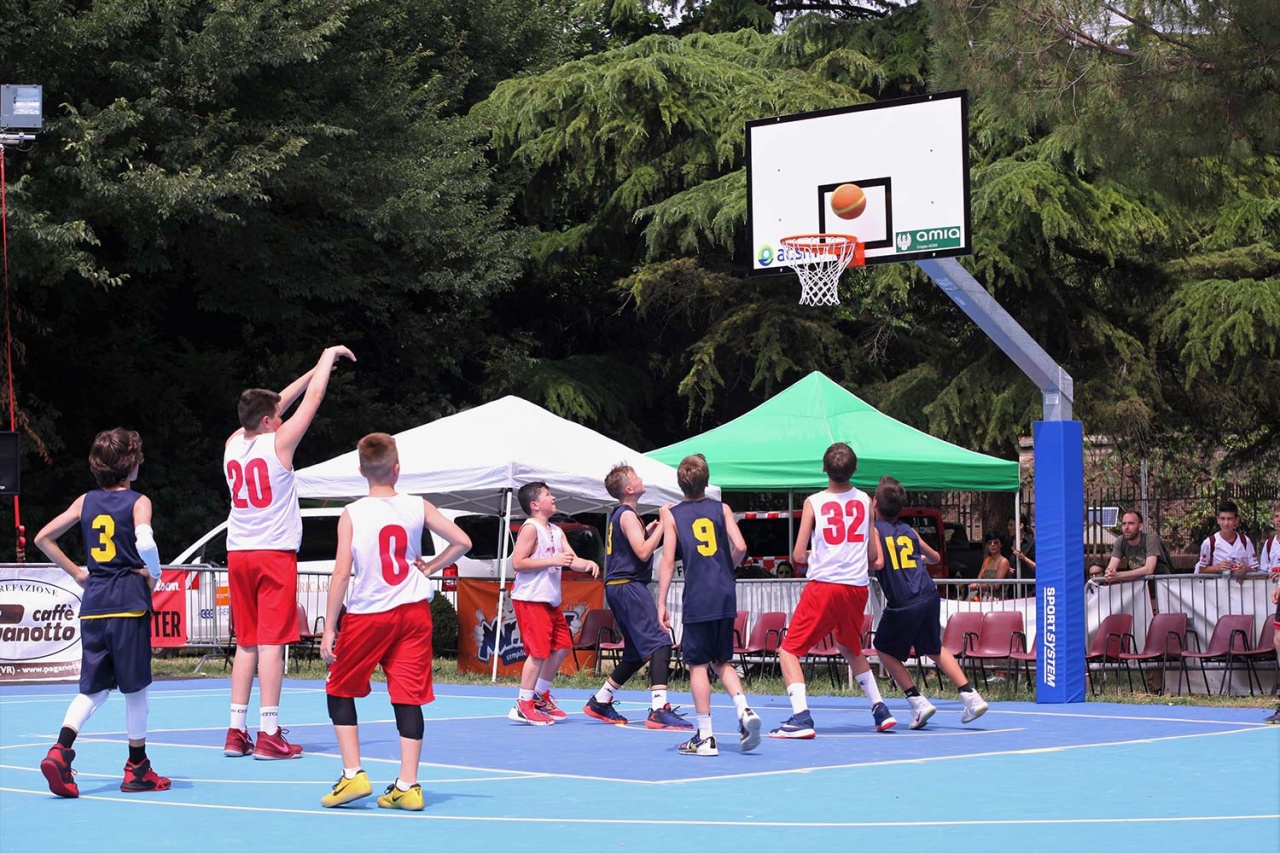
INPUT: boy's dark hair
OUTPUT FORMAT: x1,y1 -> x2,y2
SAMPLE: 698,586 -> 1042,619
237,388 -> 281,430
89,428 -> 143,489
604,464 -> 635,501
874,476 -> 906,521
517,481 -> 549,515
1217,500 -> 1239,516
358,433 -> 398,483
823,442 -> 857,483
676,454 -> 709,497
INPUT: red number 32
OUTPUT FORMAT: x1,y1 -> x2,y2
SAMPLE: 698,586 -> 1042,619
819,499 -> 866,546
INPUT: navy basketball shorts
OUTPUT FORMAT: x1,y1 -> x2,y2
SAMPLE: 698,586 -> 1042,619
79,614 -> 153,694
605,581 -> 670,663
873,593 -> 944,661
680,617 -> 735,666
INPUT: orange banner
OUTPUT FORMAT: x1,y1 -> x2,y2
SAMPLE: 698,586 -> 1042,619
456,579 -> 604,676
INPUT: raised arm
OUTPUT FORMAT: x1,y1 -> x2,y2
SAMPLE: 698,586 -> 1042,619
274,345 -> 356,467
621,508 -> 665,561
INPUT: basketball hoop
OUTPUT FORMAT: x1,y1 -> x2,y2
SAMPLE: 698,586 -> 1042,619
779,234 -> 865,306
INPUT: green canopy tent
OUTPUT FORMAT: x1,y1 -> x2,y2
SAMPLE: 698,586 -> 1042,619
648,371 -> 1018,492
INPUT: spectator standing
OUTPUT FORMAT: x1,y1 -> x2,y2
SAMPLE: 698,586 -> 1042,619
1193,500 -> 1258,576
1088,511 -> 1173,581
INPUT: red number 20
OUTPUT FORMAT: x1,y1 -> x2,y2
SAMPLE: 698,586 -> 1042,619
227,458 -> 273,509
819,499 -> 866,546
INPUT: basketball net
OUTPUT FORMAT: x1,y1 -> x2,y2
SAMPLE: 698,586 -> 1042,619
779,234 -> 864,306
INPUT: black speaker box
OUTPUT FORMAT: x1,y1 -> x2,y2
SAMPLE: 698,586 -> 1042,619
0,432 -> 19,495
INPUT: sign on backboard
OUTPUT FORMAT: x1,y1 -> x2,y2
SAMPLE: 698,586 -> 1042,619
746,90 -> 971,272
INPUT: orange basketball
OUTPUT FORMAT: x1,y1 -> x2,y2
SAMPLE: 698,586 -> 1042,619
831,183 -> 866,220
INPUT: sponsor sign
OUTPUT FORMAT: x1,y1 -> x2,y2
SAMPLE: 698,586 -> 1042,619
0,569 -> 83,682
456,579 -> 604,676
150,570 -> 188,648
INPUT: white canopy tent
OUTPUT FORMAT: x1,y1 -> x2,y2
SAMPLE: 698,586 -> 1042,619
294,395 -> 706,680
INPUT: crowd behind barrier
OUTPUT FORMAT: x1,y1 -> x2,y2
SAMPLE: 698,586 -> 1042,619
2,564 -> 1274,695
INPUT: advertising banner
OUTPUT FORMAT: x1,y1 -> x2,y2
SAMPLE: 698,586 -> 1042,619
456,579 -> 604,676
150,569 -> 188,648
0,567 -> 83,682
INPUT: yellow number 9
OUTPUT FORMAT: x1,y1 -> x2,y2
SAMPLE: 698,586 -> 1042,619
693,518 -> 718,557
90,514 -> 117,563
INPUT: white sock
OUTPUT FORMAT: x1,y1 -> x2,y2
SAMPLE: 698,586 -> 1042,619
535,678 -> 553,695
395,778 -> 413,791
595,682 -> 617,704
229,703 -> 249,732
259,706 -> 279,735
787,683 -> 808,714
651,688 -> 668,710
518,688 -> 535,702
696,714 -> 713,739
731,692 -> 749,718
343,767 -> 362,779
855,670 -> 884,705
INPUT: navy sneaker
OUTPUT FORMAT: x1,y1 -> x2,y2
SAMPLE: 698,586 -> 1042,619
646,703 -> 694,730
583,696 -> 629,725
872,702 -> 898,732
769,711 -> 816,739
1265,707 -> 1280,725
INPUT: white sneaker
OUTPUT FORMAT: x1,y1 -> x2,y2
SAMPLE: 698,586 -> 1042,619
677,733 -> 719,756
960,691 -> 989,724
907,695 -> 937,730
738,708 -> 762,751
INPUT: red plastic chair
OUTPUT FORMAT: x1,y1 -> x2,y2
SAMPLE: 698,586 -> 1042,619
803,632 -> 846,688
928,610 -> 983,689
966,611 -> 1026,691
570,609 -> 621,674
1085,613 -> 1134,696
732,610 -> 749,647
1229,618 -> 1277,696
733,611 -> 787,683
1119,613 -> 1189,695
1009,634 -> 1037,691
1183,614 -> 1256,695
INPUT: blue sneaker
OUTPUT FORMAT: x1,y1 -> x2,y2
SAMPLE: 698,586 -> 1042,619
646,703 -> 694,730
872,702 -> 897,732
583,696 -> 629,725
769,711 -> 816,739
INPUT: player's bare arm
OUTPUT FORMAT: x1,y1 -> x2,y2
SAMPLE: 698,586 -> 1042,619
723,504 -> 748,566
34,496 -> 89,586
656,507 -> 677,631
321,510 -> 355,664
792,501 -> 816,566
274,345 -> 356,467
622,508 -> 661,560
417,502 -> 472,577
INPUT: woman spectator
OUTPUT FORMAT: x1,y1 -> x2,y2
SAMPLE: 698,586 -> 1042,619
970,531 -> 1011,601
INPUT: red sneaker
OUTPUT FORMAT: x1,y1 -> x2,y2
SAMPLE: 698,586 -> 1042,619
223,727 -> 254,757
507,698 -> 556,726
121,758 -> 172,792
534,691 -> 568,720
253,728 -> 303,760
40,746 -> 78,798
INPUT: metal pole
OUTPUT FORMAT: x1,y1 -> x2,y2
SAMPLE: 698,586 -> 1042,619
491,488 -> 515,683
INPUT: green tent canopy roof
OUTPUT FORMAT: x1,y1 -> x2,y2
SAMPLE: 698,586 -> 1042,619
648,372 -> 1019,492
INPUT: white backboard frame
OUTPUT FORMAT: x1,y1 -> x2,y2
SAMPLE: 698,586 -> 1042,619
746,90 -> 971,273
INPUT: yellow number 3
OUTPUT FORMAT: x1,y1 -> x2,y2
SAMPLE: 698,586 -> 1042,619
90,514 -> 117,563
693,518 -> 718,557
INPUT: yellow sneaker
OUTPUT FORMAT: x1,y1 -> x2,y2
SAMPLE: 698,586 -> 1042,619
377,782 -> 425,811
321,770 -> 371,807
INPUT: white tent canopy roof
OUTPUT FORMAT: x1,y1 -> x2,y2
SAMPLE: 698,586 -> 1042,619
295,396 -> 700,513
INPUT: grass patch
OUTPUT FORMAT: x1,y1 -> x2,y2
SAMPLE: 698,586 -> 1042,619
149,650 -> 1275,709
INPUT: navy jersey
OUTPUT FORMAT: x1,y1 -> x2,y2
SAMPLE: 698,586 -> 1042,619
874,519 -> 937,608
670,498 -> 736,624
79,489 -> 151,616
606,505 -> 652,584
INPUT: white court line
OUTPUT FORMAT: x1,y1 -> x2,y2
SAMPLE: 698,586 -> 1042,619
0,785 -> 1275,829
0,763 -> 542,785
979,707 -> 1277,726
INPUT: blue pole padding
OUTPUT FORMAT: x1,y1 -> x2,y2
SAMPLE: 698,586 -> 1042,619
1033,420 -> 1086,703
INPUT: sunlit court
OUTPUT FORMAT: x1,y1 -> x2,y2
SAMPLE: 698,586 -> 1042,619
2,679 -> 1276,851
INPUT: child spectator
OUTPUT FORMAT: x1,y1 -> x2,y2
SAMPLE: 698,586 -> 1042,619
1263,504 -> 1279,725
507,482 -> 599,725
871,476 -> 988,728
1194,500 -> 1258,576
770,442 -> 894,739
583,464 -> 690,730
34,429 -> 170,797
319,433 -> 471,809
656,454 -> 762,756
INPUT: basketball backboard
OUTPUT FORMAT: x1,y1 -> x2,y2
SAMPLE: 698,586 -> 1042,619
746,90 -> 971,273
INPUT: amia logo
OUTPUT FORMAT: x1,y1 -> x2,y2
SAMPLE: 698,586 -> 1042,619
895,225 -> 963,252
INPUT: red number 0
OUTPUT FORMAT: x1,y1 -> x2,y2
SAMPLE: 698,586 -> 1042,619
379,525 -> 411,585
227,458 -> 273,509
819,499 -> 866,546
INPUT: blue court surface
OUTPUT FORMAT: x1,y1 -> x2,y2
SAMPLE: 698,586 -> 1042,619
1,679 -> 1276,852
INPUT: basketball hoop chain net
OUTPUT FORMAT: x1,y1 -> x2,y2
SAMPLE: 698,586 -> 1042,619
779,234 -> 864,306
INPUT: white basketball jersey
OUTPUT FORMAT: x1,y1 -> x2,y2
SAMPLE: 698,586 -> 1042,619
803,487 -> 873,586
511,520 -> 564,606
344,494 -> 434,615
224,432 -> 301,551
